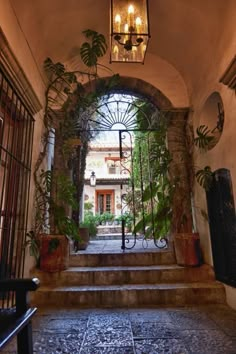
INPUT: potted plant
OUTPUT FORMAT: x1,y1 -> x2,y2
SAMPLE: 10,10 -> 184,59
26,29 -> 118,270
122,212 -> 133,232
106,212 -> 115,225
168,118 -> 214,266
74,225 -> 89,251
28,170 -> 79,272
74,211 -> 99,250
99,213 -> 107,226
114,216 -> 120,225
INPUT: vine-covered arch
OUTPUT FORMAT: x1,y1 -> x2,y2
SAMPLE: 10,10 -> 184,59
76,76 -> 174,133
69,75 -> 192,250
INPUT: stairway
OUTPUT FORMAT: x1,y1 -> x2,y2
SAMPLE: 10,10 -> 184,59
31,248 -> 226,308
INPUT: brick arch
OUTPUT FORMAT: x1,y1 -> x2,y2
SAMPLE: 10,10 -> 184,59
84,76 -> 173,110
110,76 -> 173,110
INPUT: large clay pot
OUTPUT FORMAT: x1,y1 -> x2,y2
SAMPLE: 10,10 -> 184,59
74,227 -> 89,251
40,234 -> 69,272
173,232 -> 201,267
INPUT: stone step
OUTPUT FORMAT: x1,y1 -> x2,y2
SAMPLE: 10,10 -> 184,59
95,234 -> 122,240
32,264 -> 215,286
69,250 -> 176,267
31,282 -> 225,308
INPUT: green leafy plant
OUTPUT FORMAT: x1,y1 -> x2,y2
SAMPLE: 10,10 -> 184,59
80,212 -> 98,237
24,231 -> 40,265
48,238 -> 60,254
84,202 -> 94,211
117,212 -> 134,231
28,29 -> 118,262
192,124 -> 214,191
130,104 -> 172,239
80,29 -> 107,68
99,212 -> 114,224
39,170 -> 79,238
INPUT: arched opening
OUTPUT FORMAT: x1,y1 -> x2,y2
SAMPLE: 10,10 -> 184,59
76,90 -> 175,251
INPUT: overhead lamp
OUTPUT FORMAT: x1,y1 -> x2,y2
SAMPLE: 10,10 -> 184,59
110,0 -> 150,64
90,171 -> 96,187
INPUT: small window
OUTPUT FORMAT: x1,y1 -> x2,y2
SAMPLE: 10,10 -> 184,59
108,166 -> 116,174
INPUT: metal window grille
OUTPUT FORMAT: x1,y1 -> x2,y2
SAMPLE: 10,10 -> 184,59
106,194 -> 111,213
0,68 -> 34,307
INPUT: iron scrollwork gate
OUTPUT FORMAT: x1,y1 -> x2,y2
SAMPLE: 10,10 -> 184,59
81,93 -> 170,251
118,129 -> 168,250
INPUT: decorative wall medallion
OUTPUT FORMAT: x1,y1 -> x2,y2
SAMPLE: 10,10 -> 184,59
199,92 -> 224,149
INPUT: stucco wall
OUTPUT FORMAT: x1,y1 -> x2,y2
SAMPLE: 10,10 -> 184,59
190,11 -> 236,307
0,1 -> 45,276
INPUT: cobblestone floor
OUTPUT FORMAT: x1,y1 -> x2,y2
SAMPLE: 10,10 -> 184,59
2,304 -> 236,353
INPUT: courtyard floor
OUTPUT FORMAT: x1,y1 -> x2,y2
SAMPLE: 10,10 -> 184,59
77,237 -> 168,254
3,304 -> 236,353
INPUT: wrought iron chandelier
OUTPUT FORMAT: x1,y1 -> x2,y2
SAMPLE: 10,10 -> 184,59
110,0 -> 150,64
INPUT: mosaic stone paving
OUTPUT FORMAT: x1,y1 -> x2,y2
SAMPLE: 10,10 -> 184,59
2,305 -> 236,353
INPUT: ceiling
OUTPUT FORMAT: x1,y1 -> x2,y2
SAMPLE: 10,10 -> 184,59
10,0 -> 236,107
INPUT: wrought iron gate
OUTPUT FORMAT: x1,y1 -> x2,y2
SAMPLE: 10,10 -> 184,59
118,129 -> 168,250
81,93 -> 170,251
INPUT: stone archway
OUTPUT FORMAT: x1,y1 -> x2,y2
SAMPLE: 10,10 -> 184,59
78,76 -> 193,243
63,75 -> 192,242
85,75 -> 173,111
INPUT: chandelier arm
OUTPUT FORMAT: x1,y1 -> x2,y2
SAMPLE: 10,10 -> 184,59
115,39 -> 142,48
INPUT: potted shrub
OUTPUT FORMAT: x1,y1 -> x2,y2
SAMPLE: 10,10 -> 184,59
116,212 -> 134,233
97,212 -> 114,225
123,212 -> 133,232
114,216 -> 120,225
100,213 -> 107,226
74,226 -> 89,251
168,119 -> 214,266
106,212 -> 115,225
74,212 -> 98,251
29,170 -> 79,272
26,29 -> 117,270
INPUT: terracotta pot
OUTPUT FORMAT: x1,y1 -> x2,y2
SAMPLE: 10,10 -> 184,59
40,234 -> 69,272
74,227 -> 89,251
173,232 -> 201,267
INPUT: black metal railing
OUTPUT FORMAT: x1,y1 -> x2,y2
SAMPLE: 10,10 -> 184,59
0,68 -> 34,306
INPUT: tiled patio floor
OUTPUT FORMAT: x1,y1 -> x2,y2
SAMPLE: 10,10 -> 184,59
3,305 -> 236,353
76,238 -> 169,254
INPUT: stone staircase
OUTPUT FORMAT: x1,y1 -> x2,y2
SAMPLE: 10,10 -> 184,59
31,248 -> 226,308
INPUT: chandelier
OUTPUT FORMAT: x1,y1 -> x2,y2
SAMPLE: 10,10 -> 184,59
110,0 -> 150,63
